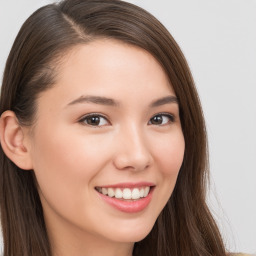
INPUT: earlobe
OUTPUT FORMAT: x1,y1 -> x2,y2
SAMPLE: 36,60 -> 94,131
0,110 -> 33,170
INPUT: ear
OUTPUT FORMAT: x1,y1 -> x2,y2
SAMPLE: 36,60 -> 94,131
0,110 -> 33,170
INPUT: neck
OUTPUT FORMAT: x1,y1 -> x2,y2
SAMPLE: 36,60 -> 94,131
53,240 -> 134,256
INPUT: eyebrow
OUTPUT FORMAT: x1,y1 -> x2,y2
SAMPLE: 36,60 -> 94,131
67,95 -> 178,107
67,95 -> 119,107
150,95 -> 178,107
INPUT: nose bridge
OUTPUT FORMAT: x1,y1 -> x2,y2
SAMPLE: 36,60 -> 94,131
114,121 -> 152,171
126,123 -> 147,154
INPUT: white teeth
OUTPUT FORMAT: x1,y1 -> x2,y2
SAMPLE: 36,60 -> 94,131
132,188 -> 140,199
102,187 -> 108,195
97,186 -> 151,200
115,188 -> 123,199
123,188 -> 132,199
144,187 -> 150,197
107,188 -> 115,197
139,188 -> 145,198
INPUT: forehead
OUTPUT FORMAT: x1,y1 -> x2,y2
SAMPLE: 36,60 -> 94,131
38,39 -> 175,110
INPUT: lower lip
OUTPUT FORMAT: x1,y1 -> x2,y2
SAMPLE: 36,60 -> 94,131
97,188 -> 154,213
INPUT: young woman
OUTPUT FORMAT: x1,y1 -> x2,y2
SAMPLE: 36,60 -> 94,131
0,0 -> 246,255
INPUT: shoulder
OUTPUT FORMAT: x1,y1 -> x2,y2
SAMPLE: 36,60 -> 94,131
228,254 -> 255,256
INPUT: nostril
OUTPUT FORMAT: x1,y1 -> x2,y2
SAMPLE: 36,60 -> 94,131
113,150 -> 153,172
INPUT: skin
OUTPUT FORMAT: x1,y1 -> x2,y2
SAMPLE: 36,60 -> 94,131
24,40 -> 185,256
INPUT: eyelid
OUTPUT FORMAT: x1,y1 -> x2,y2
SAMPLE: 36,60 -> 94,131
78,113 -> 111,127
77,112 -> 175,127
148,112 -> 175,125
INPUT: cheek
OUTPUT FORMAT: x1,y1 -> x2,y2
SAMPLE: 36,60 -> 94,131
152,130 -> 184,206
145,130 -> 184,225
152,130 -> 185,177
29,126 -> 116,227
30,127 -> 107,202
30,127 -> 123,217
31,126 -> 111,178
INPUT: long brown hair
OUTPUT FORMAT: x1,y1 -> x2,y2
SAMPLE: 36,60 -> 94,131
0,0 -> 226,255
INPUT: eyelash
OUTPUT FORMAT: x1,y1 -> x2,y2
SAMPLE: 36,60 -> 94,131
78,112 -> 175,127
148,112 -> 175,126
78,113 -> 110,127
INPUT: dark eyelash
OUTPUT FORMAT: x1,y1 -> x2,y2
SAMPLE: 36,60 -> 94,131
78,112 -> 175,126
78,113 -> 109,125
149,113 -> 175,125
164,113 -> 175,122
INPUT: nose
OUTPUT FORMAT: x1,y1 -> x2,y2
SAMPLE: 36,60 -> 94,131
113,125 -> 153,172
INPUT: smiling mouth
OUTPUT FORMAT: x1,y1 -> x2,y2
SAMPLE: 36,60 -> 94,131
95,186 -> 151,200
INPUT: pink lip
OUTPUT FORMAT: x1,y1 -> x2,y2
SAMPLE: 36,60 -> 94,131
96,183 -> 155,213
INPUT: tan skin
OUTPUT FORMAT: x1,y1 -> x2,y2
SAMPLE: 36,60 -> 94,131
0,40 -> 185,256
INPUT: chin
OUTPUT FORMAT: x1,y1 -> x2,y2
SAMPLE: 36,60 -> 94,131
107,221 -> 155,243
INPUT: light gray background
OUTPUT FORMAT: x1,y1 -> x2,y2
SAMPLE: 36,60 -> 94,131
0,0 -> 255,254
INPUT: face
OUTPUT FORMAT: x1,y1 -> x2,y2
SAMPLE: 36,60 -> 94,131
27,40 -> 185,249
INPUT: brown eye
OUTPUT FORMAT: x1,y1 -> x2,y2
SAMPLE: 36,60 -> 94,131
150,115 -> 163,125
148,114 -> 174,125
79,114 -> 109,127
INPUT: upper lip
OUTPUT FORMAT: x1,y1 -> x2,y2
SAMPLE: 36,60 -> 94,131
95,182 -> 155,189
